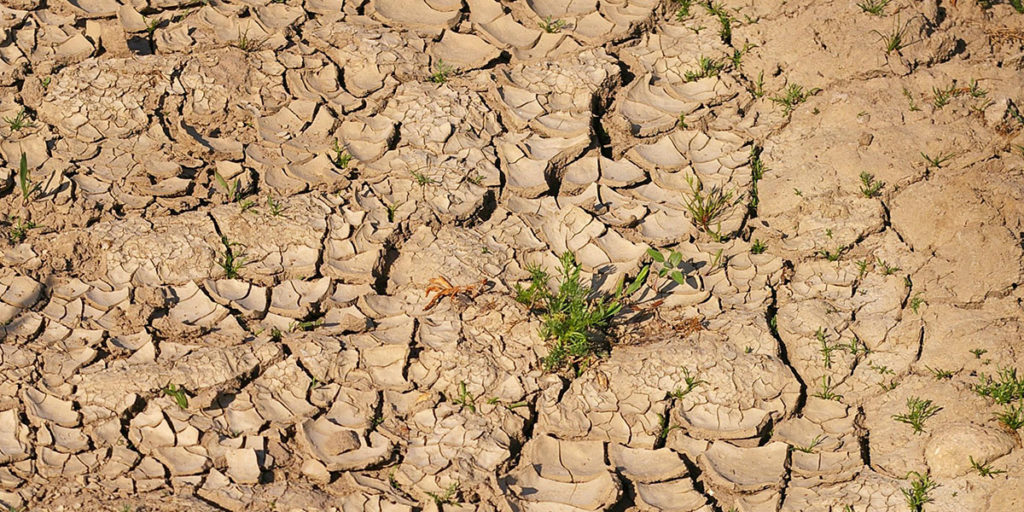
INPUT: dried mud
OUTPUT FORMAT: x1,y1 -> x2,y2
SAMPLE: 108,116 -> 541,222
1,0 -> 1024,511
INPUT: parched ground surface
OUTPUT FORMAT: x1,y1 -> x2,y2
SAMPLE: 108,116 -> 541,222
1,0 -> 1024,510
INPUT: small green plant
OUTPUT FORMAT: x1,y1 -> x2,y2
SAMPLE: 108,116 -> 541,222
814,375 -> 843,401
655,411 -> 680,442
669,368 -> 707,399
430,59 -> 454,84
4,108 -> 34,132
857,0 -> 891,15
969,456 -> 1005,477
213,170 -> 243,202
703,1 -> 733,43
40,76 -> 51,88
871,363 -> 894,375
239,199 -> 256,213
538,15 -> 566,33
751,239 -> 767,254
426,482 -> 460,506
17,153 -> 39,202
683,56 -> 724,82
1011,0 -> 1024,13
674,0 -> 694,20
770,84 -> 820,115
932,83 -> 957,109
709,248 -> 725,268
921,151 -> 954,169
411,170 -> 436,186
817,328 -> 840,369
903,87 -> 921,111
901,471 -> 937,512
517,252 -> 648,371
855,259 -> 869,279
967,79 -> 987,98
646,248 -> 688,293
817,245 -> 848,262
970,348 -> 988,359
972,367 -> 1024,404
749,145 -> 766,210
164,384 -> 189,409
514,263 -> 550,307
289,318 -> 323,332
7,217 -> 35,243
267,196 -> 283,216
926,367 -> 953,380
730,42 -> 755,69
791,434 -> 824,453
750,70 -> 765,98
233,29 -> 265,52
217,236 -> 246,279
909,293 -> 925,314
331,139 -> 353,168
677,112 -> 687,129
876,258 -> 901,275
144,15 -> 160,35
683,175 -> 735,235
872,16 -> 910,54
844,336 -> 869,357
996,402 -> 1024,430
859,172 -> 883,198
452,381 -> 476,413
892,396 -> 941,434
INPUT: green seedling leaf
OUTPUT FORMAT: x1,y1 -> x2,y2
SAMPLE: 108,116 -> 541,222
624,265 -> 650,297
668,250 -> 683,268
18,153 -> 39,201
670,270 -> 686,285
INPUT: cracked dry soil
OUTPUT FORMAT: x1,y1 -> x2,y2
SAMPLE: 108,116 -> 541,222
1,0 -> 1024,510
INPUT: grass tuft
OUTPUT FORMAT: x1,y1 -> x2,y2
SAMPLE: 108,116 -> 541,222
996,402 -> 1024,430
683,175 -> 735,237
857,0 -> 891,15
6,217 -> 36,243
4,108 -> 34,132
213,170 -> 244,203
770,84 -> 820,115
872,16 -> 910,54
430,59 -> 455,84
683,56 -> 724,82
217,236 -> 247,279
232,29 -> 265,52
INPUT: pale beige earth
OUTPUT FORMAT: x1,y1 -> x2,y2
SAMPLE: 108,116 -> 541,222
1,0 -> 1024,510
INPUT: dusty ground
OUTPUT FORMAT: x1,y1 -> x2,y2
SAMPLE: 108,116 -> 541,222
1,0 -> 1024,510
